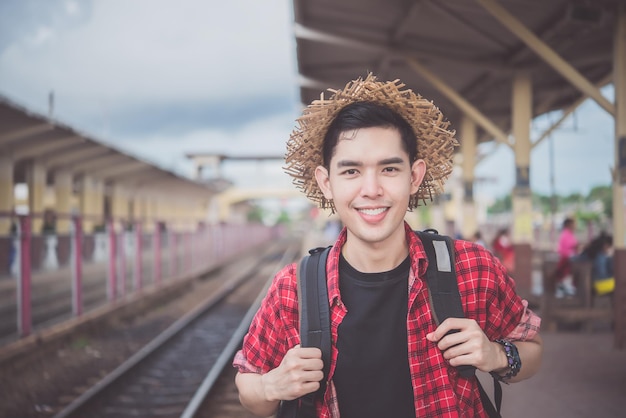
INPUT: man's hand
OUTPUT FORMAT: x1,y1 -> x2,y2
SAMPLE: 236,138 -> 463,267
261,345 -> 324,402
426,318 -> 507,373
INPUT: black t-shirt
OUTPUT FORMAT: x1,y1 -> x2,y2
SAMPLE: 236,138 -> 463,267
333,253 -> 415,418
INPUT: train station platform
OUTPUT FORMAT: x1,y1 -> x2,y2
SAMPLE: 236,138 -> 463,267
499,330 -> 626,418
1,226 -> 624,417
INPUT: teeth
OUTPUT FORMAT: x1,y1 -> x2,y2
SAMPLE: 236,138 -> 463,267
358,208 -> 387,215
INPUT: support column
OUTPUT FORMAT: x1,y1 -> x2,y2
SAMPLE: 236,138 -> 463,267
147,197 -> 157,233
430,195 -> 447,236
511,72 -> 533,296
80,176 -> 97,234
26,161 -> 46,234
460,116 -> 478,240
55,170 -> 72,234
0,156 -> 13,234
155,196 -> 164,224
110,184 -> 129,225
93,178 -> 105,231
208,198 -> 220,225
443,158 -> 462,237
613,5 -> 626,349
138,194 -> 154,233
71,217 -> 83,316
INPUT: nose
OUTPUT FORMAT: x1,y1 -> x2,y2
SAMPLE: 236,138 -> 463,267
361,171 -> 383,198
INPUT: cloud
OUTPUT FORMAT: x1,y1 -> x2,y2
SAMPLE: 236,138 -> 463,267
0,0 -> 298,127
64,93 -> 298,145
0,0 -> 91,51
114,109 -> 299,187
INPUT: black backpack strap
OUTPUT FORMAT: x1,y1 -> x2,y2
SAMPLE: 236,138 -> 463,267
278,246 -> 331,418
416,230 -> 502,418
298,246 -> 332,393
478,379 -> 503,418
417,231 -> 466,328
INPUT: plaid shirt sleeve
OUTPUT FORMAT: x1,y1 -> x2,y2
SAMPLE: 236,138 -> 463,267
233,262 -> 300,374
453,239 -> 540,342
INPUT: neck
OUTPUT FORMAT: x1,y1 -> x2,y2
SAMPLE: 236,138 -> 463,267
341,228 -> 409,273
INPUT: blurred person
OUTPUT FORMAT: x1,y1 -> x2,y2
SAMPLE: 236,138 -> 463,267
471,231 -> 487,248
491,228 -> 515,273
233,74 -> 542,417
554,218 -> 579,298
581,232 -> 614,296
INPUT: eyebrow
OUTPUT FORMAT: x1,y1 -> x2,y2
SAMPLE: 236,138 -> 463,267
335,157 -> 406,168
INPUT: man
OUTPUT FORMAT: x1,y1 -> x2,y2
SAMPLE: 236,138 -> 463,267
233,74 -> 542,417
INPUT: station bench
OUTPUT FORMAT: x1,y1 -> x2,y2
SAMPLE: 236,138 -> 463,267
540,252 -> 613,332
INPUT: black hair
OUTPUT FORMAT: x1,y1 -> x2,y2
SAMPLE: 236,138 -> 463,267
322,102 -> 418,168
581,232 -> 613,259
563,218 -> 575,229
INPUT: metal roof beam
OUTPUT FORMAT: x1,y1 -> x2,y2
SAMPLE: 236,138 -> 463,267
477,0 -> 615,116
376,1 -> 427,78
301,62 -> 376,80
43,146 -> 109,167
0,124 -> 53,145
460,10 -> 570,105
428,1 -> 510,50
106,169 -> 161,186
294,23 -> 510,74
406,58 -> 512,148
295,23 -> 386,52
93,162 -> 149,178
390,1 -> 426,43
11,135 -> 81,160
299,74 -> 331,91
66,154 -> 126,172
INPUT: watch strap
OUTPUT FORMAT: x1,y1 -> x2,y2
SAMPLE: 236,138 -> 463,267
491,339 -> 522,382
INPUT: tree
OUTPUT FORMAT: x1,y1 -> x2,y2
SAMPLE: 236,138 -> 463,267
587,185 -> 612,219
487,183 -> 613,220
276,210 -> 291,225
247,206 -> 265,223
487,194 -> 512,214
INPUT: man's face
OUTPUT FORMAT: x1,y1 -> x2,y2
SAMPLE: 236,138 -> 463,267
314,126 -> 425,247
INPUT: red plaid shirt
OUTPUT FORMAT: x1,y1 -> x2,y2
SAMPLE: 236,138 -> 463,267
234,222 -> 541,417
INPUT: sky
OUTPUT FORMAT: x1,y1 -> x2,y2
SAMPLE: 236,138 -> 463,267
0,0 -> 616,204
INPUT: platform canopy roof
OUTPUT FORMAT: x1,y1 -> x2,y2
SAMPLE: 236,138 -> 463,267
292,0 -> 619,147
0,95 -> 219,196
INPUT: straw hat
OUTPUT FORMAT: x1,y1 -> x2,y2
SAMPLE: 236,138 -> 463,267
284,73 -> 458,211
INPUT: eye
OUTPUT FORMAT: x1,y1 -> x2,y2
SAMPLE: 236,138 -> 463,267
383,166 -> 399,173
342,168 -> 358,176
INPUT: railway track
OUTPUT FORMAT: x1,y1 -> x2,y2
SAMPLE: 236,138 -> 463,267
52,239 -> 301,418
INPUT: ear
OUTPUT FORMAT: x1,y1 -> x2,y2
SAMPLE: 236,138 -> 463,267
410,159 -> 426,195
314,165 -> 333,200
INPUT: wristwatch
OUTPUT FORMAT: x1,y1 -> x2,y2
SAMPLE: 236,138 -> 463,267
490,339 -> 522,382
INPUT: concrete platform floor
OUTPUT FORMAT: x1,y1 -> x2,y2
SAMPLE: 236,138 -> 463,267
496,330 -> 625,418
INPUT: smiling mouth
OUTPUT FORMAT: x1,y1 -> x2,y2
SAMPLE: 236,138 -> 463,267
357,207 -> 388,216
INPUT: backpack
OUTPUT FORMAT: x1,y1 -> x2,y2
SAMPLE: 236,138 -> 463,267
278,229 -> 502,418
